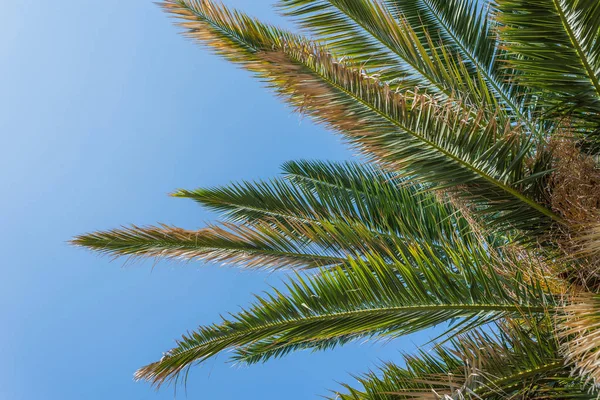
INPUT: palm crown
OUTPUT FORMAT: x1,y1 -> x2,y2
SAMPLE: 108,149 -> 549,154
73,0 -> 600,397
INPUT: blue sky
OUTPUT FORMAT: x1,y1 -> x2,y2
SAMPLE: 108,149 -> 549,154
1,2 -> 437,398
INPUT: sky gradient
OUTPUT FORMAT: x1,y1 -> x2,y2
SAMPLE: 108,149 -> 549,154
1,2 -> 436,398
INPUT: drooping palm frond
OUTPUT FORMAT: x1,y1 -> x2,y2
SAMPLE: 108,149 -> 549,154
134,255 -> 554,387
332,321 -> 595,399
161,0 -> 563,237
496,0 -> 600,142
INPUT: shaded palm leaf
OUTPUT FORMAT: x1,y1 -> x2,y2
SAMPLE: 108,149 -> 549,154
332,321 -> 595,399
497,0 -> 600,142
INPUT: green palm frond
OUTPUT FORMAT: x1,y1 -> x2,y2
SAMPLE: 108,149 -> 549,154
176,160 -> 479,245
333,321 -> 595,399
383,0 -> 532,117
134,255 -> 554,387
71,218 -> 468,272
161,0 -> 562,235
74,161 -> 490,271
277,0 -> 499,109
497,0 -> 600,141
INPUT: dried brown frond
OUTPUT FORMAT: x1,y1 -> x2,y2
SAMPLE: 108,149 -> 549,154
544,134 -> 600,287
558,292 -> 600,386
548,136 -> 600,225
495,242 -> 568,297
577,223 -> 600,258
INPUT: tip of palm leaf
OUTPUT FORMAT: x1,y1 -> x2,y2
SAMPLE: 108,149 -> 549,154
134,357 -> 188,388
69,233 -> 95,248
170,188 -> 206,199
169,189 -> 188,197
133,361 -> 164,386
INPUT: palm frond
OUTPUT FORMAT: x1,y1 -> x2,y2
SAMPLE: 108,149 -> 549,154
134,255 -> 554,387
176,160 -> 479,246
277,0 -> 499,109
332,321 -> 595,399
277,0 -> 422,88
173,178 -> 326,225
162,0 -> 562,235
384,0 -> 532,119
71,223 -> 346,270
73,161 -> 488,271
496,0 -> 600,142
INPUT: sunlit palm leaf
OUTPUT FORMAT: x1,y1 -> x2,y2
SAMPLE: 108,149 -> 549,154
73,161 -> 489,271
277,0 -> 494,108
134,256 -> 554,387
176,160 -> 479,245
71,223 -> 347,270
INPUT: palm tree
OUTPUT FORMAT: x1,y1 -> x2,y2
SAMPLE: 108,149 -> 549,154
73,0 -> 600,397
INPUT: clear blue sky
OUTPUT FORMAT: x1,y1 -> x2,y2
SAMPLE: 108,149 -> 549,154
1,1 -> 438,398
